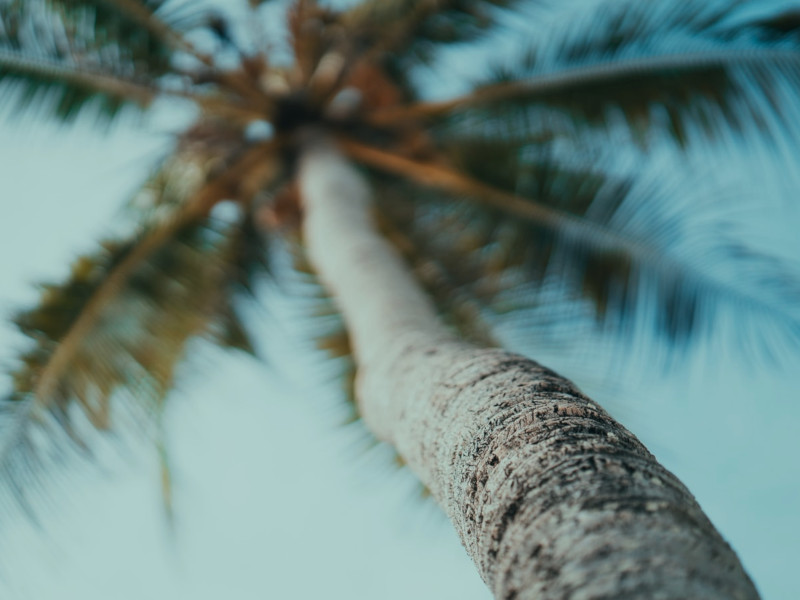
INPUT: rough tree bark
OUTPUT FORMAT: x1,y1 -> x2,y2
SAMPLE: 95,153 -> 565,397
299,140 -> 760,600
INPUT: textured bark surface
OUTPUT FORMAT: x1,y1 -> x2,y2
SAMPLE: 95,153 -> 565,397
299,142 -> 760,599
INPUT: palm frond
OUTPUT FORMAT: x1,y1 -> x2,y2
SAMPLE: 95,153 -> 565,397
44,0 -> 210,68
370,0 -> 800,149
0,0 -> 222,122
0,0 -> 155,121
0,144 -> 277,513
0,48 -> 159,120
343,138 -> 800,359
206,209 -> 273,356
342,0 -> 523,63
737,8 -> 800,42
1,217 -> 265,509
375,197 -> 498,346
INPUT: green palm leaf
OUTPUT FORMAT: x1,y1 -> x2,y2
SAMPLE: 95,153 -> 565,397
351,141 -> 800,359
343,0 -> 524,64
737,8 -> 800,42
372,0 -> 800,148
0,48 -> 159,121
0,0 -> 211,121
44,0 -> 202,71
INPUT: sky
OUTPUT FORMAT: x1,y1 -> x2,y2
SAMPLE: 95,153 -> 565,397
1,1 -> 800,599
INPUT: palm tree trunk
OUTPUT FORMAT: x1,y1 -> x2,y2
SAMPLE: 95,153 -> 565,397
298,140 -> 759,600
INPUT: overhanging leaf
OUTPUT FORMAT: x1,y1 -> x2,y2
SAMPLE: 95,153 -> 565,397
371,0 -> 800,149
342,0 -> 525,64
0,214 -> 270,511
0,141 -> 278,514
350,140 -> 800,361
0,0 -> 217,122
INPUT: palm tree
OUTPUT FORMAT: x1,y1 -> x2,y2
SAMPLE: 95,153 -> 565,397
1,0 -> 799,597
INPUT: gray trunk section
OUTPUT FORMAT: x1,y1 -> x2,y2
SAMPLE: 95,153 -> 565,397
360,337 -> 759,599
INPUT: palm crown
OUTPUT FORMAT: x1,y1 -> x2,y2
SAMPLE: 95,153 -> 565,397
1,0 -> 799,538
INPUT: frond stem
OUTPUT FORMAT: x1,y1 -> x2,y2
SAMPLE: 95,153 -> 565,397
337,137 -> 800,325
0,50 -> 265,120
32,142 -> 278,405
367,47 -> 800,124
0,49 -> 156,106
338,138 -> 563,228
97,0 -> 216,67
